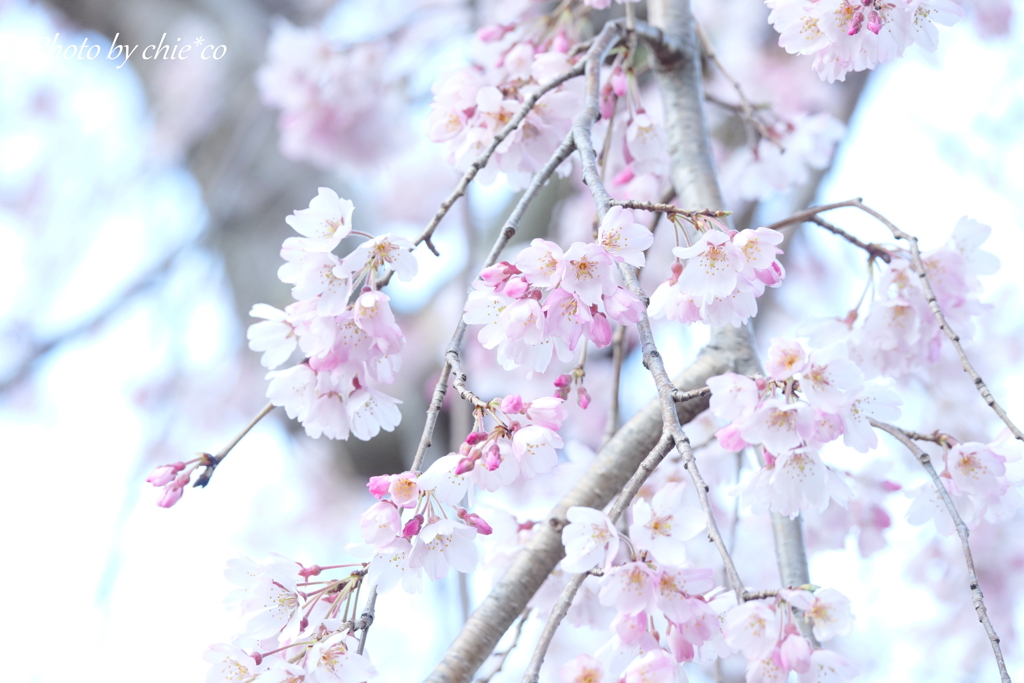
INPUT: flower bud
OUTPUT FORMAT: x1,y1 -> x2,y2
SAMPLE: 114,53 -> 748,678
402,514 -> 424,538
554,374 -> 572,388
500,394 -> 524,414
484,443 -> 503,471
366,475 -> 392,499
465,430 -> 488,446
146,462 -> 185,487
577,386 -> 591,410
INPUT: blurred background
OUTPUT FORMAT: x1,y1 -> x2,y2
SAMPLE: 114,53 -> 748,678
1,0 -> 1023,680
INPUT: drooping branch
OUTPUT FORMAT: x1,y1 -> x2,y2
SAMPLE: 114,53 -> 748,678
768,198 -> 1023,443
423,326 -> 755,683
379,58 -> 587,287
642,0 -> 816,602
871,420 -> 1012,683
410,131 -> 578,473
522,434 -> 675,683
193,401 -> 276,488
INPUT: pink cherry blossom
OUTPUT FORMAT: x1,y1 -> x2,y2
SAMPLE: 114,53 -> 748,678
946,442 -> 1008,498
629,482 -> 706,564
560,654 -> 605,683
561,506 -> 620,573
839,386 -> 902,453
739,399 -> 813,454
797,649 -> 858,683
561,242 -> 616,306
783,588 -> 853,642
284,187 -> 353,252
359,501 -> 401,547
599,561 -> 659,615
204,643 -> 268,683
408,518 -> 479,579
723,599 -> 778,660
674,230 -> 744,299
248,304 -> 298,369
766,339 -> 807,381
622,649 -> 683,683
598,205 -> 654,267
305,632 -> 377,683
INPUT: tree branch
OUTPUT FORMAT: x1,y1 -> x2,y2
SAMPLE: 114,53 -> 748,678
871,420 -> 1011,683
521,434 -> 675,683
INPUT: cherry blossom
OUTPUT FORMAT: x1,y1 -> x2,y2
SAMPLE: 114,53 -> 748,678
562,506 -> 620,573
306,632 -> 377,683
629,482 -> 706,564
204,643 -> 267,683
783,588 -> 854,642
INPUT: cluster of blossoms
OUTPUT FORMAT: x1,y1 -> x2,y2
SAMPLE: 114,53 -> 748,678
145,453 -> 215,508
595,60 -> 672,202
907,432 -> 1024,532
360,394 -> 566,592
427,22 -> 583,189
709,337 -> 902,517
766,0 -> 965,82
807,217 -> 998,380
256,20 -> 399,169
649,221 -> 786,327
720,590 -> 856,683
721,112 -> 846,202
249,188 -> 414,441
558,493 -> 855,682
464,206 -> 649,375
205,555 -> 377,683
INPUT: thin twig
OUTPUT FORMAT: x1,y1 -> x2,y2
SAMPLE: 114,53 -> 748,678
475,609 -> 531,683
852,200 -> 1024,444
378,63 -> 586,288
447,349 -> 489,409
193,401 -> 276,487
610,198 -> 730,219
872,420 -> 1012,683
807,216 -> 892,263
571,19 -> 745,598
672,385 -> 710,402
355,589 -> 378,655
521,434 -> 675,683
410,133 -> 578,472
600,324 -> 627,449
694,21 -> 777,149
764,198 -> 1021,442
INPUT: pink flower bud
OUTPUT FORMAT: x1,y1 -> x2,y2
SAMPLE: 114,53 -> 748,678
613,164 -> 635,186
476,23 -> 513,42
715,424 -> 748,452
555,385 -> 571,400
146,462 -> 185,487
867,9 -> 882,34
455,456 -> 477,476
503,277 -> 529,298
298,564 -> 322,579
501,394 -> 524,414
669,260 -> 684,285
847,10 -> 864,35
484,443 -> 503,471
402,514 -> 424,538
252,652 -> 263,666
465,431 -> 488,445
554,374 -> 572,388
600,85 -> 616,120
755,261 -> 785,286
157,483 -> 185,508
589,312 -> 612,346
479,261 -> 516,288
611,67 -> 628,97
465,512 -> 493,535
552,31 -> 570,53
577,386 -> 591,410
367,475 -> 392,499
